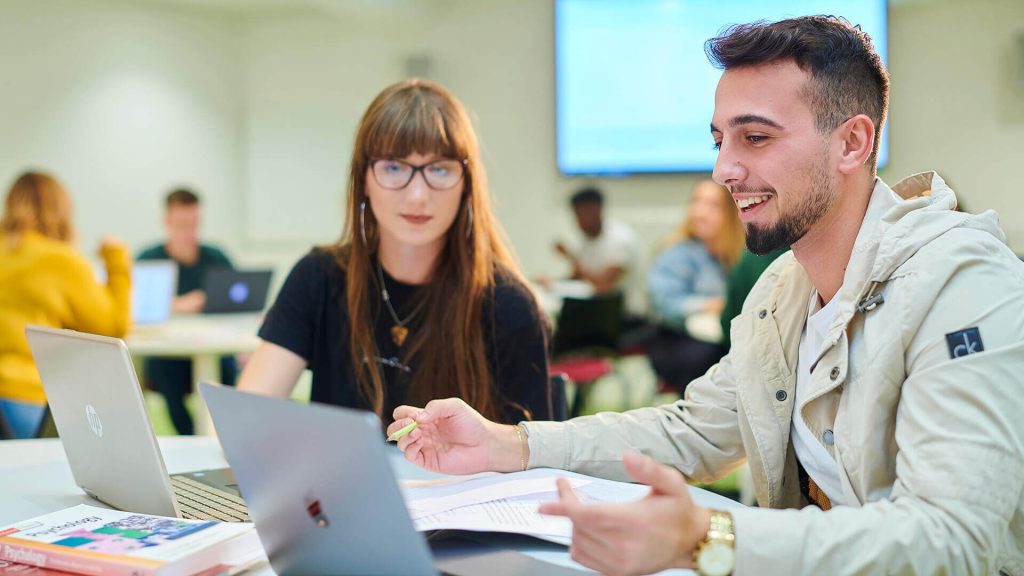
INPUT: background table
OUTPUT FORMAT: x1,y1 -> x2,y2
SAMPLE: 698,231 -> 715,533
126,313 -> 263,434
534,279 -> 595,320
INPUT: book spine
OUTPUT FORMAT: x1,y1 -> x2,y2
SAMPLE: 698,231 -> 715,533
0,540 -> 156,576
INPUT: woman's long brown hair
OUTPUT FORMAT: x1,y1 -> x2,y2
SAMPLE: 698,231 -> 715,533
330,79 -> 530,422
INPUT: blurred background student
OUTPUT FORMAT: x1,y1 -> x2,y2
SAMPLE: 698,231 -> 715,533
553,186 -> 640,296
646,179 -> 744,396
0,171 -> 131,439
238,79 -> 554,425
137,188 -> 236,435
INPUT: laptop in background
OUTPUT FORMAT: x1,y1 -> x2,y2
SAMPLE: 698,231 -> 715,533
132,261 -> 177,325
202,269 -> 272,314
201,384 -> 583,576
24,325 -> 248,523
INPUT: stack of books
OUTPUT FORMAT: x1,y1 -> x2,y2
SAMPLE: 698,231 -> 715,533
0,505 -> 265,576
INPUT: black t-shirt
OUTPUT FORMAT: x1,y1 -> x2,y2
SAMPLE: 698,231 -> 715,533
258,249 -> 552,424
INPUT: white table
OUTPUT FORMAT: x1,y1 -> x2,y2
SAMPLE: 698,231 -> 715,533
0,438 -> 723,575
126,313 -> 263,383
534,279 -> 595,320
126,314 -> 263,434
0,437 -> 231,525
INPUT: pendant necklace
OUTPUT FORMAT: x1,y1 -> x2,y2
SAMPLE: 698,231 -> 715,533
375,259 -> 427,347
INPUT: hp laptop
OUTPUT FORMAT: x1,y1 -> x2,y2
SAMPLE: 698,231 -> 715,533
200,384 -> 585,576
24,325 -> 249,523
131,261 -> 177,325
202,269 -> 272,314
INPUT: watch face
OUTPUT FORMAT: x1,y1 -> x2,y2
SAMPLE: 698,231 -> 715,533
696,541 -> 735,576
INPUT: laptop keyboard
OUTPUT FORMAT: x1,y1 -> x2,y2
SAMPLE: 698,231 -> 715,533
170,475 -> 250,522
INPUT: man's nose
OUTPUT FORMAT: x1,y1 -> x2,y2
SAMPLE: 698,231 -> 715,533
712,143 -> 746,187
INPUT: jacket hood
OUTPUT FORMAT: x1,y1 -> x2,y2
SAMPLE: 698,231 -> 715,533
847,171 -> 1007,297
802,171 -> 1010,363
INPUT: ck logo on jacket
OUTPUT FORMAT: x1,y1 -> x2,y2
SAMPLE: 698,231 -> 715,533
945,327 -> 984,359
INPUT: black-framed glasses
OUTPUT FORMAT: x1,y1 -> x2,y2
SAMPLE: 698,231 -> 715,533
369,158 -> 468,191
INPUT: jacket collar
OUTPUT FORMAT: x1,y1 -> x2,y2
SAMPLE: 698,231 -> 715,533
806,172 -> 966,369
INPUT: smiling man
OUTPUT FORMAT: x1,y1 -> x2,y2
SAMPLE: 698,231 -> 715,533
389,16 -> 1024,576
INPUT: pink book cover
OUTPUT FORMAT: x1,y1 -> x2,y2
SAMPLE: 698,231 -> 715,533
0,505 -> 259,576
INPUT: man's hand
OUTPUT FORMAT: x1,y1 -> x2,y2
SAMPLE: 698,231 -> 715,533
539,452 -> 712,576
172,290 -> 206,313
390,398 -> 524,475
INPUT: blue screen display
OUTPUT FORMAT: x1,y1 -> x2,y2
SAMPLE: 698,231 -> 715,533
555,0 -> 888,175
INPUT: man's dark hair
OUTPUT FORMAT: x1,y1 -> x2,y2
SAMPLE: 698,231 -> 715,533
705,16 -> 889,172
165,188 -> 200,209
570,186 -> 604,207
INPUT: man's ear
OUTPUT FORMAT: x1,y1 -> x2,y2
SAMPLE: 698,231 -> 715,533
836,114 -> 875,175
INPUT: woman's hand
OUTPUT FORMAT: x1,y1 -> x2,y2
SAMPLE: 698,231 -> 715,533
390,398 -> 525,475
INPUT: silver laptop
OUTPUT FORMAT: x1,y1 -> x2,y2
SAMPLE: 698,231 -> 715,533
200,384 -> 586,576
24,325 -> 249,523
132,261 -> 177,325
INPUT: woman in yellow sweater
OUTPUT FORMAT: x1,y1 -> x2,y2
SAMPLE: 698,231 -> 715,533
0,171 -> 131,438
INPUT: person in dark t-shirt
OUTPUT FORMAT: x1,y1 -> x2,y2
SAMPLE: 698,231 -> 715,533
238,79 -> 553,426
137,189 -> 236,435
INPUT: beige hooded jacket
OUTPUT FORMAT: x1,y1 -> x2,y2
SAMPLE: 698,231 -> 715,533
525,172 -> 1024,575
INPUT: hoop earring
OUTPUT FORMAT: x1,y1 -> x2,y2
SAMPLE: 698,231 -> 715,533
466,202 -> 473,239
360,200 -> 368,246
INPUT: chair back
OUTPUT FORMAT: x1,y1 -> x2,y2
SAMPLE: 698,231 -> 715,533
0,408 -> 12,440
35,405 -> 56,438
548,373 -> 570,422
550,291 -> 624,358
0,403 -> 52,439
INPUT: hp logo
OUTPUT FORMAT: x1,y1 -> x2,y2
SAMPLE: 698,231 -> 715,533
85,404 -> 103,438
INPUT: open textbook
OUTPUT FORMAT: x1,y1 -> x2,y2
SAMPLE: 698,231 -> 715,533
0,505 -> 264,576
402,468 -> 744,546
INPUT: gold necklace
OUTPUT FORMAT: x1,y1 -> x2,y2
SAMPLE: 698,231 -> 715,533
375,259 -> 427,347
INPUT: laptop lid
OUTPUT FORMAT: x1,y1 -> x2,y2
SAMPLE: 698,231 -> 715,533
24,325 -> 181,518
200,383 -> 437,576
202,269 -> 272,314
132,261 -> 177,325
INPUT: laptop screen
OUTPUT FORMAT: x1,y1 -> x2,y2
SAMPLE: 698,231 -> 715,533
202,269 -> 272,314
132,261 -> 177,325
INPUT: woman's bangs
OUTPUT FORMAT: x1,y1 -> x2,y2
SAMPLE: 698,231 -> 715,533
363,97 -> 466,161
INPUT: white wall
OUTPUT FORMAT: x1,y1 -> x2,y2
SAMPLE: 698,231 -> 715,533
240,11 -> 410,249
885,0 -> 1024,247
235,0 -> 1024,287
1,0 -> 1020,290
0,0 -> 243,258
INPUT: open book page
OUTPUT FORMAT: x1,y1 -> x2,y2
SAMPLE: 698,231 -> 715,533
404,473 -> 592,520
402,468 -> 743,544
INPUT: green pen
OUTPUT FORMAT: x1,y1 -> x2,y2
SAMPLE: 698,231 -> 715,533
387,421 -> 419,442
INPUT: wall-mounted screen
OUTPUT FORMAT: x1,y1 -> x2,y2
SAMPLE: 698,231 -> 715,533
555,0 -> 888,174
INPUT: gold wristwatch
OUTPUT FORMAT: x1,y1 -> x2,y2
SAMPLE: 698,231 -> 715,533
693,510 -> 735,576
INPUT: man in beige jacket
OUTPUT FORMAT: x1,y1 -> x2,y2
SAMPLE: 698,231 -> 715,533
390,16 -> 1024,576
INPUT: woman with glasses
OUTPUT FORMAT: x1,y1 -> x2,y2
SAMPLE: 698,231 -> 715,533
238,79 -> 553,425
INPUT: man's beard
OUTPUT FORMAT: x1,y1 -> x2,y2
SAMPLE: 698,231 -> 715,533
744,160 -> 837,255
